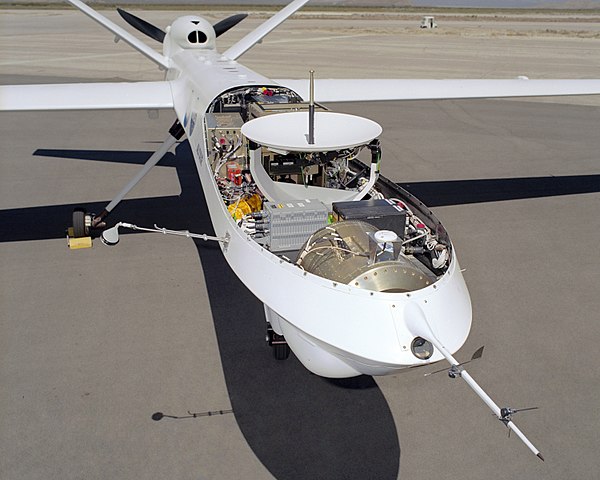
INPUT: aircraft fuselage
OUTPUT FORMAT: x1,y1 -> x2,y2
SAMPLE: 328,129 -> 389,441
165,46 -> 472,378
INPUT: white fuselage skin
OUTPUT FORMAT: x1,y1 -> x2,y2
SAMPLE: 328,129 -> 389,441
163,18 -> 472,378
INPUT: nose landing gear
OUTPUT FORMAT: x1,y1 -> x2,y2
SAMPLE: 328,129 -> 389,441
266,323 -> 291,360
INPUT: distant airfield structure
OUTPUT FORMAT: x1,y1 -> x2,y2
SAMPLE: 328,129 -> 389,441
420,15 -> 437,28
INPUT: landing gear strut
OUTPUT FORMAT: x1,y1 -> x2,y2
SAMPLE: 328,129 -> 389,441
68,119 -> 186,238
266,323 -> 290,360
93,119 -> 185,229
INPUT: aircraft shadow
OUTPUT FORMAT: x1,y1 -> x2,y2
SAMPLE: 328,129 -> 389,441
177,144 -> 401,480
1,143 -> 401,480
34,148 -> 178,167
399,175 -> 600,207
3,148 -> 599,243
4,144 -> 600,478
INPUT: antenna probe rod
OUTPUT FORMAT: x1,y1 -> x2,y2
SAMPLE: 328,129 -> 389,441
427,337 -> 544,461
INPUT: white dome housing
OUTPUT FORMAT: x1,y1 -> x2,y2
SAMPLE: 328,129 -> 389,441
165,16 -> 216,52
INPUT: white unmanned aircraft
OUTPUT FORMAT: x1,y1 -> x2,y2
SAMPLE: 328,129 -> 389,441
2,0 -> 600,462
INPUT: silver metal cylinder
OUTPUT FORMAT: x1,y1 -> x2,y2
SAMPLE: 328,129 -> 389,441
296,220 -> 433,293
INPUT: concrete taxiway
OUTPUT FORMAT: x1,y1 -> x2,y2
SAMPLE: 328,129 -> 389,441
1,8 -> 600,480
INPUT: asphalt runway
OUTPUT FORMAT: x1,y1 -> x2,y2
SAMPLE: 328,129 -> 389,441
2,7 -> 600,480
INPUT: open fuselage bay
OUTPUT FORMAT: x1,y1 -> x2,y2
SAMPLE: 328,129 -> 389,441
195,84 -> 472,378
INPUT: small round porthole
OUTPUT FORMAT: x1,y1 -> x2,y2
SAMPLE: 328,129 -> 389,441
188,31 -> 207,44
411,337 -> 433,360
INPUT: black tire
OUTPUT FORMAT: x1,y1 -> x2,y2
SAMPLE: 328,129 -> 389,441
273,343 -> 291,360
72,209 -> 87,237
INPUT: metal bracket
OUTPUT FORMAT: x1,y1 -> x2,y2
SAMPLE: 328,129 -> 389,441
447,364 -> 461,378
499,406 -> 539,427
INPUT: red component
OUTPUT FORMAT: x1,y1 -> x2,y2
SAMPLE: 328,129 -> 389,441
227,162 -> 242,185
219,137 -> 227,145
416,222 -> 426,229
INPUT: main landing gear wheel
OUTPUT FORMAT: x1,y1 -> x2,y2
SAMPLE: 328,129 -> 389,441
72,208 -> 89,238
266,323 -> 291,360
273,343 -> 291,360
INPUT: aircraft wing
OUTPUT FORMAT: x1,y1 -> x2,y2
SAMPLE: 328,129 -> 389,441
275,78 -> 600,102
0,81 -> 174,111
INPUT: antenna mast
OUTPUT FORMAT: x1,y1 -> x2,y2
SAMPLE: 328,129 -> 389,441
308,69 -> 315,144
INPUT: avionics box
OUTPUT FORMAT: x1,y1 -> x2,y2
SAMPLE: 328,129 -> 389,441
332,199 -> 406,240
265,199 -> 329,252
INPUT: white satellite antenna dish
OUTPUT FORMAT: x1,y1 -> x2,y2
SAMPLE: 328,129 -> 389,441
241,111 -> 382,153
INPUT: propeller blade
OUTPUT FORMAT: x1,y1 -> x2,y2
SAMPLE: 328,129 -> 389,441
213,13 -> 248,37
117,8 -> 165,43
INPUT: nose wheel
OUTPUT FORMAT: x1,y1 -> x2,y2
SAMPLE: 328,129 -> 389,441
266,323 -> 291,360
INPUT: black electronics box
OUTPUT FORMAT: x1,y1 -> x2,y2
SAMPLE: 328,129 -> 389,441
332,199 -> 406,239
266,153 -> 303,175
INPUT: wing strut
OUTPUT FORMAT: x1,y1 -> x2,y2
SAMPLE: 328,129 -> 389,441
92,120 -> 185,227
